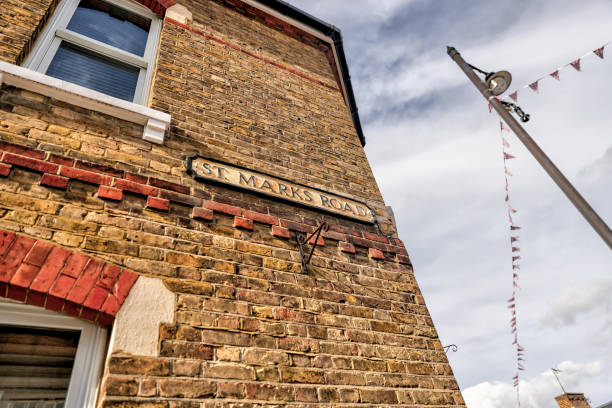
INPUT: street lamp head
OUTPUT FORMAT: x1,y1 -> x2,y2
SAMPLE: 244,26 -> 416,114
485,71 -> 512,95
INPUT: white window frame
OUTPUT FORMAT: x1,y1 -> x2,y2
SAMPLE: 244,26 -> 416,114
0,299 -> 108,408
23,0 -> 162,104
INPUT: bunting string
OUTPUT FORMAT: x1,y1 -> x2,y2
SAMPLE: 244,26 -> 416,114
503,42 -> 609,103
500,120 -> 524,408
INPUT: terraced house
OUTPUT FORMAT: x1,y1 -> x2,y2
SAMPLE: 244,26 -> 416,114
0,0 -> 465,407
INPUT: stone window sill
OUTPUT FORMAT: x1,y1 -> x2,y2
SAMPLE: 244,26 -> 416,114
0,61 -> 170,144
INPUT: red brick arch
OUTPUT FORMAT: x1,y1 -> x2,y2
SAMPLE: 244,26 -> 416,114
136,0 -> 176,17
0,230 -> 138,326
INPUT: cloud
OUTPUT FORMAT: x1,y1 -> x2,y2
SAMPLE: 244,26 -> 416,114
463,360 -> 608,408
540,280 -> 612,329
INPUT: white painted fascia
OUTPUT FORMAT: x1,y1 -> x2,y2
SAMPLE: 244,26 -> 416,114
0,61 -> 170,144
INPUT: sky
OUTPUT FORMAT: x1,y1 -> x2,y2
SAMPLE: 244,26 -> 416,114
288,1 -> 611,407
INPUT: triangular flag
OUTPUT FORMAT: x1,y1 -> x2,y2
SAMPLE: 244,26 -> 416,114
488,102 -> 493,113
509,91 -> 518,102
512,246 -> 520,252
529,81 -> 539,93
507,296 -> 515,303
512,256 -> 521,262
510,225 -> 521,230
505,194 -> 509,202
502,138 -> 511,148
570,59 -> 581,71
550,70 -> 560,81
594,46 -> 604,59
508,205 -> 517,213
504,152 -> 516,160
511,236 -> 519,243
512,264 -> 520,270
500,122 -> 510,132
505,167 -> 513,176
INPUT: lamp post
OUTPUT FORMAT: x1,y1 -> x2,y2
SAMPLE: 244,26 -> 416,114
447,46 -> 612,250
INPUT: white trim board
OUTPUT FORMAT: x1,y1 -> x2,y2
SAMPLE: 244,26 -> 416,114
0,298 -> 108,408
0,61 -> 170,144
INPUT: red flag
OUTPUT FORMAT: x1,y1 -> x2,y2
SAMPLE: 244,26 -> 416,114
511,236 -> 519,243
505,194 -> 509,202
500,122 -> 510,132
529,81 -> 539,93
594,46 -> 604,59
504,152 -> 516,160
512,256 -> 521,262
550,70 -> 560,81
507,296 -> 515,303
570,59 -> 581,71
510,225 -> 521,230
505,167 -> 513,176
502,138 -> 511,148
512,264 -> 520,270
509,91 -> 518,102
512,246 -> 520,252
508,205 -> 517,213
488,102 -> 493,112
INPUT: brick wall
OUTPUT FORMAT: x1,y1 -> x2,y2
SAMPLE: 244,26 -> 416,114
0,0 -> 465,406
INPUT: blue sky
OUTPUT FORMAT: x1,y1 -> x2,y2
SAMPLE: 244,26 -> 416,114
290,1 -> 612,406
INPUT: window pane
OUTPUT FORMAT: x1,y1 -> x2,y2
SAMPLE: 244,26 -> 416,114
0,325 -> 79,408
67,0 -> 150,56
46,42 -> 139,101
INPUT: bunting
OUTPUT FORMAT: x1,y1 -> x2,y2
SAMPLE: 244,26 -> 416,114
497,42 -> 609,105
500,120 -> 525,408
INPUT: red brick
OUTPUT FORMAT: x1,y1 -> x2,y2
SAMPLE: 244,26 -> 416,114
203,200 -> 242,216
0,163 -> 11,176
159,190 -> 202,206
80,307 -> 98,322
0,230 -> 16,258
60,166 -> 111,186
339,241 -> 355,253
322,230 -> 345,241
349,235 -> 372,248
49,275 -> 76,299
125,172 -> 148,184
368,248 -> 385,260
62,301 -> 82,318
10,263 -> 40,288
243,210 -> 278,225
114,179 -> 158,196
149,177 -> 190,194
280,219 -> 313,233
364,232 -> 389,243
146,196 -> 170,211
0,141 -> 45,159
23,240 -> 54,267
397,254 -> 411,265
7,285 -> 27,301
271,226 -> 290,239
234,216 -> 254,230
75,161 -> 124,178
66,259 -> 104,304
26,290 -> 46,307
2,153 -> 58,174
84,286 -> 110,310
113,270 -> 138,304
30,247 -> 71,292
40,174 -> 69,189
98,264 -> 121,290
307,235 -> 324,246
45,296 -> 65,313
61,252 -> 90,278
50,155 -> 74,166
96,313 -> 114,326
0,235 -> 36,283
100,292 -> 120,315
98,186 -> 123,201
192,207 -> 214,221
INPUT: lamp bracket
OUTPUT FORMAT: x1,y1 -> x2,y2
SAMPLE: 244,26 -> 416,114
296,222 -> 328,274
